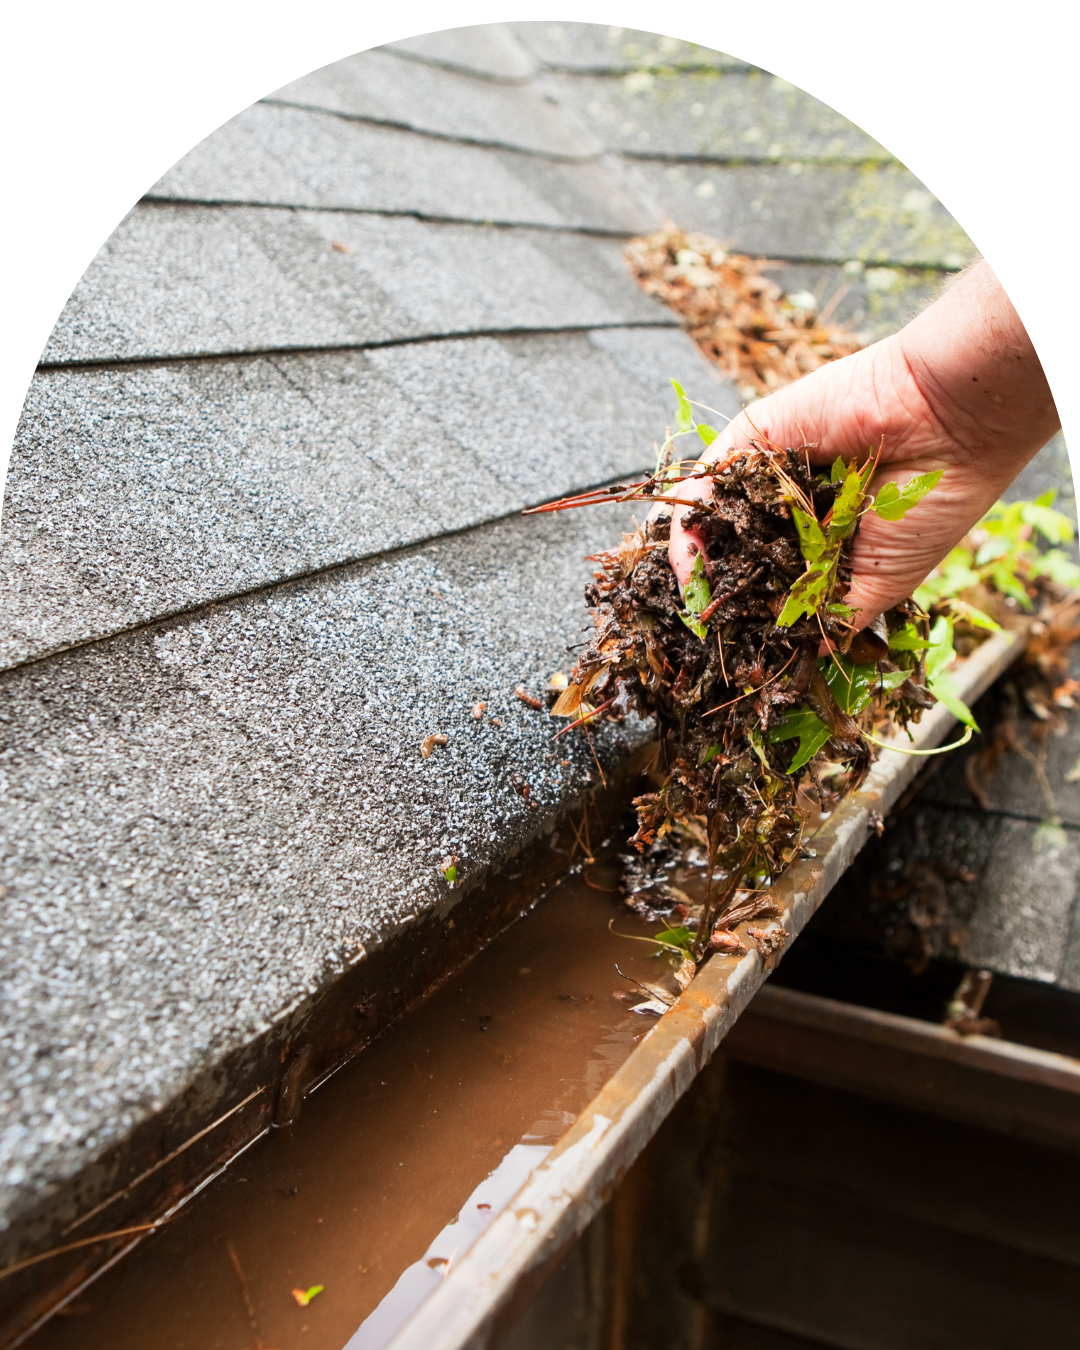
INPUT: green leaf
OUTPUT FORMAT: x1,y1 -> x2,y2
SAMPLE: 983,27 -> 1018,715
697,423 -> 718,446
1034,816 -> 1068,853
679,611 -> 708,640
928,668 -> 979,730
944,598 -> 1001,632
684,553 -> 712,613
985,559 -> 1032,608
770,709 -> 832,773
824,658 -> 907,715
679,554 -> 711,640
830,456 -> 847,483
828,458 -> 872,541
923,618 -> 978,729
441,862 -> 458,886
1022,500 -> 1074,546
1031,548 -> 1080,588
873,469 -> 943,521
747,724 -> 770,771
671,378 -> 694,433
776,564 -> 832,627
702,743 -> 724,764
826,601 -> 855,619
888,622 -> 930,652
924,616 -> 957,682
974,535 -> 1012,567
654,924 -> 696,954
791,505 -> 828,564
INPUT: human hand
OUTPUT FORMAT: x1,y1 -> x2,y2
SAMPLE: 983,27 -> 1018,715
661,260 -> 1061,629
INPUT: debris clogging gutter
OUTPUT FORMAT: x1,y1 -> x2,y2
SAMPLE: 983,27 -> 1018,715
384,627 -> 1021,1350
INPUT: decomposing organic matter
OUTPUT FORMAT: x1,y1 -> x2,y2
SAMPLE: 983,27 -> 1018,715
625,227 -> 863,399
531,383 -> 963,960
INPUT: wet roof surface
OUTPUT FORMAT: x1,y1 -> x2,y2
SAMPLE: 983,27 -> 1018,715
0,20 -> 1071,1256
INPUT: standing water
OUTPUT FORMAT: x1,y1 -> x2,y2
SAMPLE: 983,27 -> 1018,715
29,867 -> 664,1350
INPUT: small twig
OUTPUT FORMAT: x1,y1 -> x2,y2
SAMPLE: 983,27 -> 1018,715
553,696 -> 616,741
815,281 -> 851,330
567,811 -> 593,865
614,962 -> 675,1005
64,1085 -> 267,1235
228,1242 -> 265,1350
703,650 -> 798,716
580,715 -> 608,788
0,1221 -> 171,1282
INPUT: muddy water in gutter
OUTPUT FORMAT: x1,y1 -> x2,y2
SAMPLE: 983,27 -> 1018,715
31,872 -> 663,1350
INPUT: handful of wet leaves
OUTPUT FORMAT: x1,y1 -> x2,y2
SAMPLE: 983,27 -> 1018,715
532,384 -> 960,962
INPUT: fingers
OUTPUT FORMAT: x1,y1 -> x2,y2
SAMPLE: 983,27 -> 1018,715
670,517 -> 708,590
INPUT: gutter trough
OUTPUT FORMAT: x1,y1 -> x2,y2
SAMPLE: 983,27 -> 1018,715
382,626 -> 1023,1350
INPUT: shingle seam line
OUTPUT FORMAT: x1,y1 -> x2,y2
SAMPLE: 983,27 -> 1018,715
620,151 -> 897,168
138,195 -> 643,241
260,98 -> 603,164
0,471 -> 649,679
535,63 -> 761,76
378,48 -> 536,87
34,321 -> 680,376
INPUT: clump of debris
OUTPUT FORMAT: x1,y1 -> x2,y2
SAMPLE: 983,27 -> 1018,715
625,226 -> 862,400
531,385 -> 952,959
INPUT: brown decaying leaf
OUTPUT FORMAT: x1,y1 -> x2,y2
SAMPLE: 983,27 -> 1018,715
624,226 -> 863,398
555,443 -> 929,955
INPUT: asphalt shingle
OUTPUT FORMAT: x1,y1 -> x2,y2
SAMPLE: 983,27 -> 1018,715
384,23 -> 536,81
512,22 -> 749,74
267,48 -> 602,159
41,205 -> 673,366
551,69 -> 890,162
149,103 -> 653,234
5,328 -> 718,668
630,160 -> 976,266
963,818 -> 1080,985
0,501 -> 646,1238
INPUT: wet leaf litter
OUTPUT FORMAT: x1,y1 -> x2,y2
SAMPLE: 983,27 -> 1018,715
527,224 -> 1080,994
533,384 -> 951,968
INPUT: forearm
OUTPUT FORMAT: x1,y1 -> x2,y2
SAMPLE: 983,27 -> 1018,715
664,258 -> 1062,623
892,258 -> 1060,482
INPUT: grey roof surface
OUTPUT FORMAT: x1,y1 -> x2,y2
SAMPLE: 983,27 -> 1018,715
384,23 -> 537,81
149,103 -> 652,233
267,48 -> 601,159
41,205 -> 670,366
628,160 -> 975,266
755,262 -> 944,342
816,732 -> 1080,994
511,23 -> 750,74
1,19 -> 1066,1273
0,502 -> 645,1229
548,70 -> 890,161
5,329 -> 714,669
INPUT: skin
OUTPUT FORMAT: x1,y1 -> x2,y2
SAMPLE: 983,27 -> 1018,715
662,258 -> 1061,629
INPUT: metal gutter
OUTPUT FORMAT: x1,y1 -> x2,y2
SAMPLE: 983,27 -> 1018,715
726,983 -> 1080,1152
383,626 -> 1023,1350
